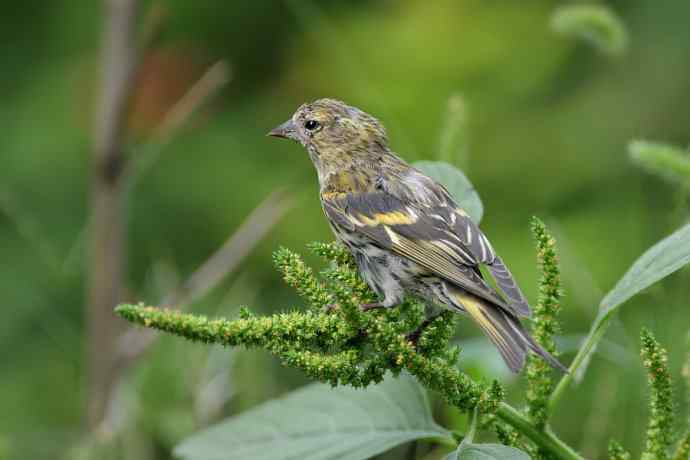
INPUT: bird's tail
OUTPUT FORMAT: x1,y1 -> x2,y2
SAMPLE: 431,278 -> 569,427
449,287 -> 567,373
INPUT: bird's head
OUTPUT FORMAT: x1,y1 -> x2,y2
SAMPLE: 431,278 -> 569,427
268,99 -> 390,180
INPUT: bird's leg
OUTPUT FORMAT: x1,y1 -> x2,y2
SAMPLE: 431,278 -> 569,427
360,302 -> 386,312
406,311 -> 445,345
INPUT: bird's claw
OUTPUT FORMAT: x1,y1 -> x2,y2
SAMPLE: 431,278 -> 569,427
405,313 -> 444,347
360,302 -> 384,312
406,328 -> 424,347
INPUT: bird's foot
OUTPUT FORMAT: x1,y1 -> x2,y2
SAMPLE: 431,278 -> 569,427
405,321 -> 429,347
360,302 -> 385,312
405,312 -> 444,346
405,328 -> 424,346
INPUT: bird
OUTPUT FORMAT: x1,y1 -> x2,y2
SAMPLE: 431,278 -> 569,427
268,98 -> 566,373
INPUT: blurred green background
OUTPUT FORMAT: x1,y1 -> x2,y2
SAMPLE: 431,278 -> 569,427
1,0 -> 689,459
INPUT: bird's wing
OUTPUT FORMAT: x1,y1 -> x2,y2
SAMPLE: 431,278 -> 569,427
401,168 -> 530,317
321,169 -> 530,317
321,189 -> 508,311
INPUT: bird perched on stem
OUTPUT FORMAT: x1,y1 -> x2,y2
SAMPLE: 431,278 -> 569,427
268,98 -> 566,373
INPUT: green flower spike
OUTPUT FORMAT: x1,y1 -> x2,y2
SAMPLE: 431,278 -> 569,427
526,217 -> 563,430
641,328 -> 673,460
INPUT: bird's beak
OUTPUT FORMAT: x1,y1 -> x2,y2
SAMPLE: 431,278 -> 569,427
267,119 -> 297,140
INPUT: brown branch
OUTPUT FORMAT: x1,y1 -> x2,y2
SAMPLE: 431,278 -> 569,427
87,0 -> 234,432
87,17 -> 231,433
86,0 -> 142,428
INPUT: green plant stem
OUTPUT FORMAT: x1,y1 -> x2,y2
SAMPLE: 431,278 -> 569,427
464,408 -> 478,444
549,315 -> 606,411
549,341 -> 588,410
496,403 -> 584,460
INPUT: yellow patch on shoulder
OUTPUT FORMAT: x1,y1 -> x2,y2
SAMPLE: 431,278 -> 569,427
456,208 -> 469,217
321,191 -> 347,200
359,210 -> 417,227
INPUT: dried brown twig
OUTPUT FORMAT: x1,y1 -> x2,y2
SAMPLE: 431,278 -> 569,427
86,1 -> 231,430
86,0 -> 142,428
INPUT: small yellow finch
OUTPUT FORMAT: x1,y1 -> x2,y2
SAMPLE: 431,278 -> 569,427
269,98 -> 565,373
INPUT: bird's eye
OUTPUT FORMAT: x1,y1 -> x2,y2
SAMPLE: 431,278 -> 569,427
304,119 -> 320,131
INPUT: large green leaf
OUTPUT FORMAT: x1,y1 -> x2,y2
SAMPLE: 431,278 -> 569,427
174,372 -> 451,460
600,223 -> 690,312
553,223 -> 690,395
444,443 -> 530,460
413,161 -> 483,224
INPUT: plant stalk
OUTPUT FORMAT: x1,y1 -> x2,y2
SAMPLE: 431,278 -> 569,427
549,319 -> 604,411
86,0 -> 141,428
496,402 -> 585,460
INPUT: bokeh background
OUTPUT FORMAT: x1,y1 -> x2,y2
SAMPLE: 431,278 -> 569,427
2,1 -> 690,459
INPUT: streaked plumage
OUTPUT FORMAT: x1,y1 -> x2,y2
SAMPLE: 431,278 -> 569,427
269,98 -> 565,373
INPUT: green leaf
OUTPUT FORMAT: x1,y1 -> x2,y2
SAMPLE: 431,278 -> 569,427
575,222 -> 690,370
413,161 -> 483,223
551,223 -> 690,404
551,5 -> 628,56
601,223 -> 690,312
444,443 -> 530,460
629,140 -> 690,186
174,372 -> 451,460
